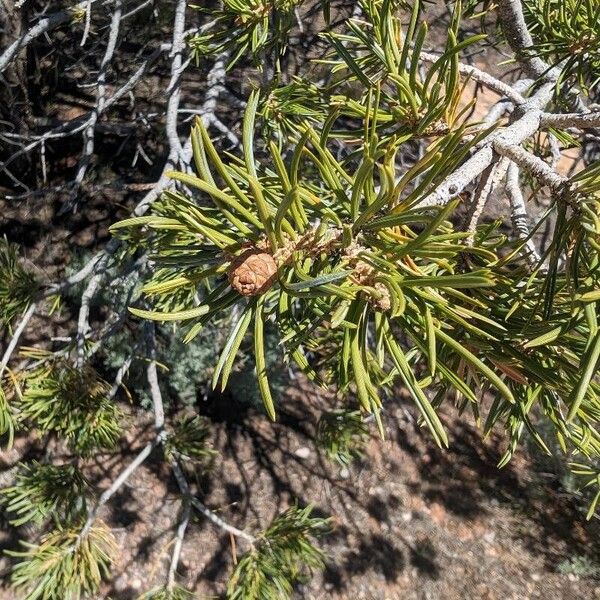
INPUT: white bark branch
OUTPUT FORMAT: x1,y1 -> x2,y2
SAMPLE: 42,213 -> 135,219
167,498 -> 191,590
506,161 -> 542,266
0,302 -> 36,378
0,0 -> 100,73
73,0 -> 124,192
77,436 -> 161,545
496,0 -> 557,80
494,141 -> 568,192
418,83 -> 555,206
541,111 -> 600,129
464,157 -> 511,241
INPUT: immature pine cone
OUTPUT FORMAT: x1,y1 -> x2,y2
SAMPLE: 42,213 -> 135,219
228,248 -> 278,296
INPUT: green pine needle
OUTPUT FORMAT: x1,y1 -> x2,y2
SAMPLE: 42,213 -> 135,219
9,522 -> 117,600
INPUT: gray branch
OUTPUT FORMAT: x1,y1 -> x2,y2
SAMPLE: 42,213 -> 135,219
494,141 -> 568,192
420,51 -> 526,105
506,161 -> 542,266
0,0 -> 100,73
496,0 -> 556,79
540,111 -> 600,129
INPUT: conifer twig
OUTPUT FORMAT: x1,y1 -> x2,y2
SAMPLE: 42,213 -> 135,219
76,437 -> 161,546
166,497 -> 191,590
0,302 -> 37,378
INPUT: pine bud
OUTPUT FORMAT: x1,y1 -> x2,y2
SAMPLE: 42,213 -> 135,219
228,248 -> 278,296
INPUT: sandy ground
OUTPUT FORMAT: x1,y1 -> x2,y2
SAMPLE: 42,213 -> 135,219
2,385 -> 598,600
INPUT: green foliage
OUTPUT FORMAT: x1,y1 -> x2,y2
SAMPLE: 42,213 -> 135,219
259,78 -> 330,142
8,522 -> 117,600
189,0 -> 302,68
0,237 -> 38,327
4,2 -> 600,599
18,362 -> 123,456
1,462 -> 87,527
523,0 -> 600,93
137,585 -> 196,600
320,0 -> 480,135
0,382 -> 16,449
111,96 -> 493,439
569,461 -> 600,520
227,505 -> 329,600
557,554 -> 600,577
112,0 -> 600,522
316,409 -> 369,465
165,415 -> 218,467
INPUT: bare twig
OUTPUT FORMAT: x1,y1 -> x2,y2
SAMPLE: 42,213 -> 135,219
169,456 -> 257,544
76,271 -> 104,368
464,157 -> 511,242
420,51 -> 527,105
0,302 -> 36,378
164,0 -> 188,168
497,0 -> 557,80
0,0 -> 100,73
144,321 -> 257,549
77,436 -> 161,545
73,0 -> 124,195
80,0 -> 93,46
0,44 -> 170,177
145,322 -> 165,431
506,161 -> 542,266
166,497 -> 191,590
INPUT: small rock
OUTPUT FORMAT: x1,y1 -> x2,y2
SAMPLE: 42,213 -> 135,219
429,502 -> 447,525
130,578 -> 142,590
339,467 -> 350,479
401,511 -> 412,522
294,446 -> 311,459
483,531 -> 496,544
530,573 -> 541,582
113,575 -> 128,592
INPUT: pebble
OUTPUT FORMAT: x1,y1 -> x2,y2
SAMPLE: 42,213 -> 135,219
294,446 -> 311,459
339,467 -> 350,479
130,578 -> 142,590
113,575 -> 128,592
483,531 -> 496,544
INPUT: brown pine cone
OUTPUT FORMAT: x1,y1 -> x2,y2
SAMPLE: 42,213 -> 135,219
228,248 -> 278,296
